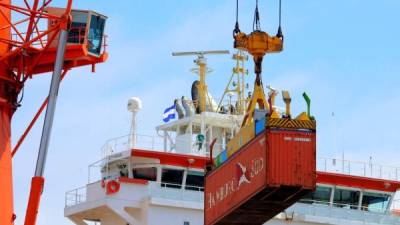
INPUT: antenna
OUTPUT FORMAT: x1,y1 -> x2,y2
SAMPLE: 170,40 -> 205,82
172,50 -> 230,57
172,50 -> 229,113
127,97 -> 142,148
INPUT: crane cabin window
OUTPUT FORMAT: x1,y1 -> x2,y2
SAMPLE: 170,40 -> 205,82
87,14 -> 106,55
132,167 -> 157,181
69,11 -> 88,44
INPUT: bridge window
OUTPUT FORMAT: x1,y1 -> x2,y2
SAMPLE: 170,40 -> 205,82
361,192 -> 391,213
301,186 -> 332,205
161,168 -> 184,189
333,188 -> 360,209
185,171 -> 204,191
132,167 -> 157,181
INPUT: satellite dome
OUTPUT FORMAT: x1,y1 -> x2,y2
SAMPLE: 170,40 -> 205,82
127,97 -> 142,112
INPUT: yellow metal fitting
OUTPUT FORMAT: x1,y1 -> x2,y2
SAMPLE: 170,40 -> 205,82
295,112 -> 310,121
282,90 -> 291,118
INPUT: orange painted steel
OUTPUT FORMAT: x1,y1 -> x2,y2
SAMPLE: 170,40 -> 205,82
23,177 -> 45,225
205,128 -> 316,225
0,0 -> 107,224
0,108 -> 14,225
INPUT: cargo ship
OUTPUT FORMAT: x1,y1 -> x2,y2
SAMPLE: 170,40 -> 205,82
64,51 -> 400,225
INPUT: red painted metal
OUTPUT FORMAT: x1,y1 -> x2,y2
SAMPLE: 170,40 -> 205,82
205,128 -> 316,225
317,171 -> 400,193
119,177 -> 149,185
131,149 -> 207,169
266,129 -> 316,189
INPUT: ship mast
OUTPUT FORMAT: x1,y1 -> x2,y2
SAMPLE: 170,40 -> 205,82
172,50 -> 229,113
217,50 -> 249,115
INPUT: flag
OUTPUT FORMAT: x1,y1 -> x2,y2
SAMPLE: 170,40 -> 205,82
163,104 -> 176,122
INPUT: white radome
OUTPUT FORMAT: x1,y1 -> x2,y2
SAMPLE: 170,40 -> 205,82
127,97 -> 142,112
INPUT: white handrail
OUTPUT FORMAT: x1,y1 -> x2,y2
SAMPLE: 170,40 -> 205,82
65,185 -> 87,207
64,181 -> 204,207
317,157 -> 400,181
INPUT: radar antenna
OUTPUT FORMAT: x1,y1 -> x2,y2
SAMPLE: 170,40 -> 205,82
172,50 -> 229,113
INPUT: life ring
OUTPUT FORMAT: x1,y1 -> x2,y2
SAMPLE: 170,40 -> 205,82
106,180 -> 120,195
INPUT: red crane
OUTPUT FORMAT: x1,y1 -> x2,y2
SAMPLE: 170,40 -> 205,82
0,1 -> 108,225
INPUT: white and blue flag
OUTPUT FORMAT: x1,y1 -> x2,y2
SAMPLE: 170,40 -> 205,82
163,104 -> 176,122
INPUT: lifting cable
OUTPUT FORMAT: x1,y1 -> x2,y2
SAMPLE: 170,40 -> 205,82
253,0 -> 261,31
277,0 -> 284,38
233,0 -> 241,36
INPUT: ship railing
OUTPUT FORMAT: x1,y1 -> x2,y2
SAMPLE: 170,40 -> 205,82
148,181 -> 204,203
100,133 -> 224,159
64,181 -> 203,207
318,157 -> 400,181
100,134 -> 166,157
65,185 -> 87,207
299,199 -> 389,214
291,200 -> 400,223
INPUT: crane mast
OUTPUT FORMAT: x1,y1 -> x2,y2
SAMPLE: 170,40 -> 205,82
0,1 -> 108,224
0,1 -> 18,224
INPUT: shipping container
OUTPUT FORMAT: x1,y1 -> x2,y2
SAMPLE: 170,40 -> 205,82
205,118 -> 316,225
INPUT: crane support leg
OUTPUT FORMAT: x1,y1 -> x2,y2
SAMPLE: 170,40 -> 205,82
0,106 -> 14,225
24,29 -> 69,225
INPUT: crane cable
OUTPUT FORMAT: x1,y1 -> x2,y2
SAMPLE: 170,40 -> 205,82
233,0 -> 241,36
253,0 -> 261,31
277,0 -> 284,39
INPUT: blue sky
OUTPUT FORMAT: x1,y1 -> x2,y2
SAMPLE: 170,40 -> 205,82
10,1 -> 400,224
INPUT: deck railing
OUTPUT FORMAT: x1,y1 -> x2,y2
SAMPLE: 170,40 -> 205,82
317,157 -> 400,181
299,199 -> 390,214
65,185 -> 87,207
148,182 -> 204,203
289,201 -> 400,224
64,181 -> 204,207
100,134 -> 166,157
100,133 -> 222,159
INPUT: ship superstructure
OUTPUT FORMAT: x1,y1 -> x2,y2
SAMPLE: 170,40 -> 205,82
64,51 -> 400,225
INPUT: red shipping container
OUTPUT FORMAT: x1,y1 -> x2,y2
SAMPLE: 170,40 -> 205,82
205,127 -> 316,225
